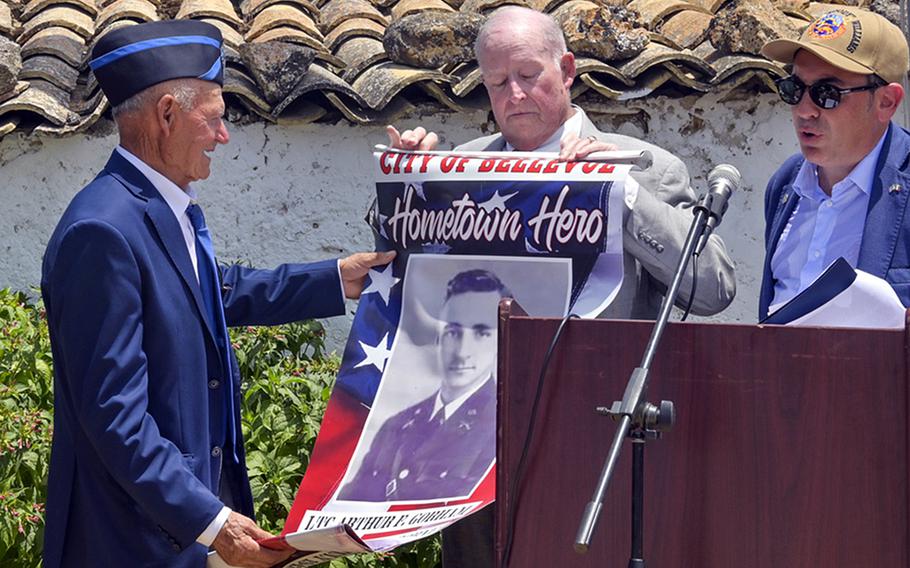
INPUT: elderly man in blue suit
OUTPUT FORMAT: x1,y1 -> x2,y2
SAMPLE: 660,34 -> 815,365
759,8 -> 910,319
40,20 -> 393,568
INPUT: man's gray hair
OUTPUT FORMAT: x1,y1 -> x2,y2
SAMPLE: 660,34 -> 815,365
474,6 -> 568,66
111,80 -> 200,120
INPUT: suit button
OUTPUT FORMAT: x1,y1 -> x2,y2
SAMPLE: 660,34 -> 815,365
656,244 -> 664,253
208,379 -> 220,389
211,446 -> 222,457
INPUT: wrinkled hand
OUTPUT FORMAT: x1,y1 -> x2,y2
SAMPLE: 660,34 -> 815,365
386,125 -> 439,151
212,512 -> 294,568
340,251 -> 397,299
558,134 -> 618,161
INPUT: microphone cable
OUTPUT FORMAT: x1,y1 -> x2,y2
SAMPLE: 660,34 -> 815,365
500,311 -> 578,568
679,252 -> 699,322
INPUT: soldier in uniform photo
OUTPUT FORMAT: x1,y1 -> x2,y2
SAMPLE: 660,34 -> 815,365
339,269 -> 509,501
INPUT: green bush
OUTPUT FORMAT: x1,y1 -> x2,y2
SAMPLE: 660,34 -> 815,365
0,289 -> 440,568
0,289 -> 52,568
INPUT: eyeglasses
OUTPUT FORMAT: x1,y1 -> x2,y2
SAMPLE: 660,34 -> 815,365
774,75 -> 884,109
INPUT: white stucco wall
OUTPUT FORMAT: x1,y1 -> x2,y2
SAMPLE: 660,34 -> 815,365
0,92 -> 845,349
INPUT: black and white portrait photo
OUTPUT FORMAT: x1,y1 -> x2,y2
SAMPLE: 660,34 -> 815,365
335,255 -> 571,503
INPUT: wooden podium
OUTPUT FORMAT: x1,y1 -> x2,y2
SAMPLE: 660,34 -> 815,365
495,299 -> 909,567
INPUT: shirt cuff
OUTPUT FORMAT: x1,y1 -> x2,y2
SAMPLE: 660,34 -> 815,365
197,506 -> 231,547
336,259 -> 346,305
623,176 -> 640,211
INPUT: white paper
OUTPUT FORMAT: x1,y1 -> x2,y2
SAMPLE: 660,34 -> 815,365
787,269 -> 905,329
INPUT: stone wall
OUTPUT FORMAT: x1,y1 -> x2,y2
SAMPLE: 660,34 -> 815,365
0,92 -> 874,349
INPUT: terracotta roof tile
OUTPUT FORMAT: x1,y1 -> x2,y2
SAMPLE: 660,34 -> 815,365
390,0 -> 454,21
320,0 -> 387,32
20,0 -> 97,21
658,9 -> 711,50
225,65 -> 271,112
176,0 -> 244,27
18,6 -> 95,43
250,25 -> 325,52
687,0 -> 723,12
20,27 -> 86,66
0,3 -> 14,37
241,0 -> 320,20
95,0 -> 158,30
351,60 -> 448,108
0,0 -> 903,136
246,4 -> 323,42
20,53 -> 79,91
324,16 -> 384,51
0,78 -> 77,126
34,90 -> 105,134
628,0 -> 705,29
335,35 -> 387,80
200,16 -> 245,49
0,81 -> 29,104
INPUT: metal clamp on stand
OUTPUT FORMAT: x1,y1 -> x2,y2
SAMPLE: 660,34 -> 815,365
599,399 -> 675,567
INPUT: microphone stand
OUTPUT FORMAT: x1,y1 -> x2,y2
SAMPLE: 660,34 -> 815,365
574,194 -> 714,566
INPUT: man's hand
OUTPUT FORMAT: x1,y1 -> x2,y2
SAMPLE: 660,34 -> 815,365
211,512 -> 294,568
558,134 -> 618,161
340,251 -> 397,299
386,125 -> 439,151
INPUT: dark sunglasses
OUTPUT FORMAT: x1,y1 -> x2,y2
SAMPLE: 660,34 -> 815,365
774,75 -> 884,109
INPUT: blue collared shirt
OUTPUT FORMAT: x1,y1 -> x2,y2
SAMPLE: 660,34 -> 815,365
769,132 -> 887,311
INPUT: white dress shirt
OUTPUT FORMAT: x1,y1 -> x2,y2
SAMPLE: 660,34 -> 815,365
504,106 -> 640,210
769,132 -> 887,311
114,146 -> 230,545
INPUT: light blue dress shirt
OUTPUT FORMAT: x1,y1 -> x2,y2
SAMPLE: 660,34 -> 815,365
769,132 -> 887,311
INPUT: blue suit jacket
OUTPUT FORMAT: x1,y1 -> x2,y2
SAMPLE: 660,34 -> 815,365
40,151 -> 346,568
760,123 -> 910,319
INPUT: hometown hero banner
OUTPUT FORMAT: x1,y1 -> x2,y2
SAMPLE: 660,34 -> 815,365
280,150 -> 631,560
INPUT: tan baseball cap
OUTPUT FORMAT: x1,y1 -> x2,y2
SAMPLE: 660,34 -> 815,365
761,7 -> 909,84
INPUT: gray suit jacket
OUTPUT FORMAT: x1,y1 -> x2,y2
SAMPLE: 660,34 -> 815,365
456,109 -> 736,319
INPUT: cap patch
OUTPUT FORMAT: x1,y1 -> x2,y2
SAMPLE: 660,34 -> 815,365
808,11 -> 848,40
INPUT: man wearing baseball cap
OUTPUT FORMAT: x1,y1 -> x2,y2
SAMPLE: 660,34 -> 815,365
758,8 -> 910,318
41,19 -> 393,567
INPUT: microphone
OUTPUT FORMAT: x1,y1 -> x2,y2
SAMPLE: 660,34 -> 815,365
694,164 -> 741,255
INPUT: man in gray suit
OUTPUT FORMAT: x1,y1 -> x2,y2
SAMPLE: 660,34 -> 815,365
387,5 -> 736,565
391,6 -> 735,321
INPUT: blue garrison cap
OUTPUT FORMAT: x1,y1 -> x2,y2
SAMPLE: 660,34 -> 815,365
90,20 -> 224,107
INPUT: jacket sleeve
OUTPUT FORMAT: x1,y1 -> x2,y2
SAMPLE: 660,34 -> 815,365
220,259 -> 345,327
46,220 -> 224,549
623,155 -> 737,316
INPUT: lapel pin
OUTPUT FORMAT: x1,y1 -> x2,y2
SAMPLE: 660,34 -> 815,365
889,184 -> 901,194
780,193 -> 789,204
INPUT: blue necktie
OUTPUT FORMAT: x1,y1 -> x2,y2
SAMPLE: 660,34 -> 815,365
186,203 -> 238,462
